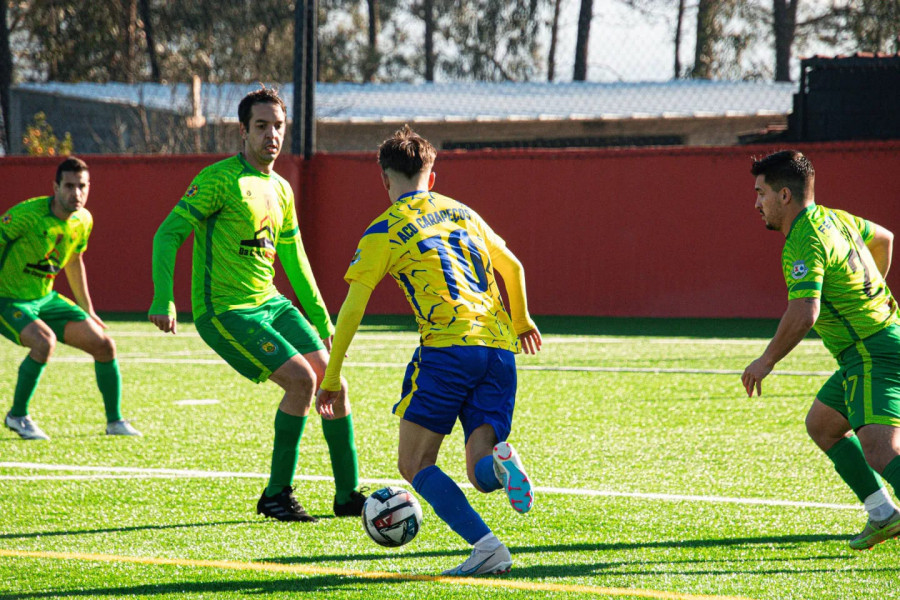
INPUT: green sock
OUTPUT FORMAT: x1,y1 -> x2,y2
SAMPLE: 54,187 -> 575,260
881,455 -> 900,497
825,436 -> 885,502
322,414 -> 360,504
95,359 -> 123,422
266,411 -> 307,497
11,356 -> 46,417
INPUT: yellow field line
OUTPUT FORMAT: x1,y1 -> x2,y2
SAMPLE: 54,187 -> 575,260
0,548 -> 755,600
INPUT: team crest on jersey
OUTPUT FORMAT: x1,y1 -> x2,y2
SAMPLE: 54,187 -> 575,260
260,339 -> 278,355
12,310 -> 23,320
791,260 -> 808,280
1,214 -> 10,225
185,185 -> 199,197
350,249 -> 362,266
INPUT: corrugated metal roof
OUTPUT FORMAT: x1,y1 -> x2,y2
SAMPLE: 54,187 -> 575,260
16,80 -> 797,123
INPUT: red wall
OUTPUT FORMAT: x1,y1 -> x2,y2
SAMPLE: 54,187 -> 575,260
3,142 -> 899,319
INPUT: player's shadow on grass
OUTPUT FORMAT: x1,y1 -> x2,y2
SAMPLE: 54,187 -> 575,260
264,532 -> 857,567
0,576 -> 435,599
0,520 -> 253,540
4,539 -> 899,600
2,534 -> 895,599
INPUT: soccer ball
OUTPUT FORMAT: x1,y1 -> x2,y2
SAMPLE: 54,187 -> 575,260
362,486 -> 423,547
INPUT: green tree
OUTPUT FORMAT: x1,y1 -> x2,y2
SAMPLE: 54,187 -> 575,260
435,0 -> 545,81
154,0 -> 293,83
828,0 -> 900,53
14,1 -> 150,82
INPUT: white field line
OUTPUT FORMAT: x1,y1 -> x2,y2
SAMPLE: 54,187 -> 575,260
42,355 -> 832,376
108,330 -> 809,346
0,462 -> 859,511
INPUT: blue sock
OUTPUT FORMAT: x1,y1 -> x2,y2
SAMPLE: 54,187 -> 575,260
474,455 -> 502,492
412,465 -> 491,545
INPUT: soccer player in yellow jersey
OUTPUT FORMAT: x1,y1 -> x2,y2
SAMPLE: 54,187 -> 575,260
742,150 -> 900,549
0,157 -> 140,440
149,87 -> 365,522
317,125 -> 542,575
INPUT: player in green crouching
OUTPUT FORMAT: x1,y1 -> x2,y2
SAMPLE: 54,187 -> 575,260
0,157 -> 140,440
317,125 -> 542,575
742,150 -> 900,550
149,87 -> 365,522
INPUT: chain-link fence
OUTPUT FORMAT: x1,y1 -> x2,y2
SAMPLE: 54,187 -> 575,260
9,79 -> 801,154
3,0 -> 898,155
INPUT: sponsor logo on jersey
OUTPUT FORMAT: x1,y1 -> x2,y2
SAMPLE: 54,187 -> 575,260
24,248 -> 62,279
350,249 -> 362,266
239,216 -> 275,259
791,260 -> 808,280
185,185 -> 199,197
260,340 -> 278,355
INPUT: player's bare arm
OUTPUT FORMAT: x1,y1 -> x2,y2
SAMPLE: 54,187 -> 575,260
742,297 -> 819,397
867,223 -> 894,277
64,252 -> 106,329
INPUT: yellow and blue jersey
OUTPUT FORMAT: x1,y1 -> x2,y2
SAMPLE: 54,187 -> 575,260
345,190 -> 519,351
783,204 -> 899,357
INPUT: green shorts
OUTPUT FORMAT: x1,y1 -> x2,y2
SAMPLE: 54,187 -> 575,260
0,292 -> 88,345
816,323 -> 900,429
195,295 -> 324,383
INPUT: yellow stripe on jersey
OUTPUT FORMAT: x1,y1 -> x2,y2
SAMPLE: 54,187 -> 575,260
345,191 -> 519,352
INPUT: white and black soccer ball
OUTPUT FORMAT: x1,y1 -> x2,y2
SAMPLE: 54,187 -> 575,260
361,486 -> 423,547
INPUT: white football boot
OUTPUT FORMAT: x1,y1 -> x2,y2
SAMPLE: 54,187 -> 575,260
493,441 -> 534,513
5,412 -> 50,440
442,543 -> 512,576
106,419 -> 142,436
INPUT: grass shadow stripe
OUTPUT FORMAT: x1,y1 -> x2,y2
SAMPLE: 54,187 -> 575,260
0,548 -> 758,600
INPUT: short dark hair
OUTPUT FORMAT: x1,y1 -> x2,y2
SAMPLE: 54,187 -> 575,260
377,124 -> 437,178
750,150 -> 815,201
55,156 -> 89,184
237,85 -> 286,130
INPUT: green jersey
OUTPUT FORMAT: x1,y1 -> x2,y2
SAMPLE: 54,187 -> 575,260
174,154 -> 302,318
151,154 -> 331,338
782,204 -> 899,357
0,196 -> 92,300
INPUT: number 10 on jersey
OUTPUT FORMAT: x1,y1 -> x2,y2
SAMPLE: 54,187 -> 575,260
417,229 -> 489,299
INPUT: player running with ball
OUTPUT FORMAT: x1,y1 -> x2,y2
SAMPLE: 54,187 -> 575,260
317,125 -> 542,576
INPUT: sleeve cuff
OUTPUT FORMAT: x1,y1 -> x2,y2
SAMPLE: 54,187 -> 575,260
149,299 -> 176,319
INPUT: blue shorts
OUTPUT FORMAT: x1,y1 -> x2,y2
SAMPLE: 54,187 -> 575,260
395,345 -> 517,443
